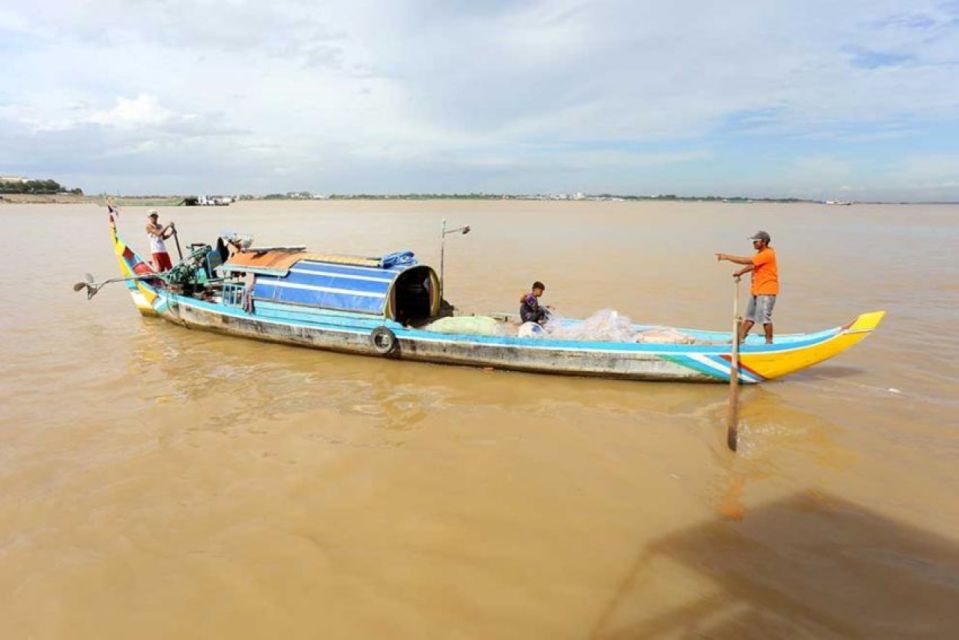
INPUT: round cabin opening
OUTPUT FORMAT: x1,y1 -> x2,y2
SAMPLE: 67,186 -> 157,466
391,266 -> 438,326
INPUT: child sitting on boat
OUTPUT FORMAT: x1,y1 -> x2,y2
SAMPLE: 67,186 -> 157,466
520,281 -> 553,325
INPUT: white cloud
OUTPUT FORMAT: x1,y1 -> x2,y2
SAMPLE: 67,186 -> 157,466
1,0 -> 958,198
87,94 -> 174,129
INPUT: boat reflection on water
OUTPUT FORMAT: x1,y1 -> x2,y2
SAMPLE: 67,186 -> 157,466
130,315 -> 862,455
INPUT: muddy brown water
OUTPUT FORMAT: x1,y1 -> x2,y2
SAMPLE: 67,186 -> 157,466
1,201 -> 957,638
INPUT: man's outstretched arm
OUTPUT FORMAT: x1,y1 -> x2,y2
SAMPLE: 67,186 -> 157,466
715,253 -> 753,265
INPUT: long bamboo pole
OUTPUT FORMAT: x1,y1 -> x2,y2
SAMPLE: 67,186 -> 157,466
726,276 -> 742,451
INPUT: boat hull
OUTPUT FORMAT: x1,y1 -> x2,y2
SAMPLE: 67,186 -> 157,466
151,291 -> 883,384
162,294 -> 715,381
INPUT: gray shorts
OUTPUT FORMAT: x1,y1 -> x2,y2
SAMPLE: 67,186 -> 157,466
746,295 -> 776,324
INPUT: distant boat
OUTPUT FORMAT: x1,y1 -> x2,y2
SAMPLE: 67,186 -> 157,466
85,207 -> 884,384
181,195 -> 232,206
824,200 -> 853,206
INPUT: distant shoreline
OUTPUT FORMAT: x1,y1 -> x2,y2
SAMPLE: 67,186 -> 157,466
0,193 -> 185,206
1,193 -> 956,206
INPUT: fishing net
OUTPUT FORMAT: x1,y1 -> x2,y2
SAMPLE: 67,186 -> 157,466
545,309 -> 637,342
426,315 -> 507,336
423,310 -> 698,344
527,309 -> 698,344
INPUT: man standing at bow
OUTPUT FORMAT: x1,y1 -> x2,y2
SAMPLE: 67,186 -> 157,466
145,210 -> 175,272
716,230 -> 779,344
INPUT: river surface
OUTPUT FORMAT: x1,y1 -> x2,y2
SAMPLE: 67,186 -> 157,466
1,200 -> 957,638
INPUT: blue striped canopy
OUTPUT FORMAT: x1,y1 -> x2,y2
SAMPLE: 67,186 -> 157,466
253,258 -> 430,316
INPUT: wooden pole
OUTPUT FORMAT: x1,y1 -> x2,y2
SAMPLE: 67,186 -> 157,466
439,218 -> 447,301
170,222 -> 184,262
726,276 -> 741,451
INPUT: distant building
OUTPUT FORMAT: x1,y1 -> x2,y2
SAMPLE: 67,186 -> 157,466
0,175 -> 29,184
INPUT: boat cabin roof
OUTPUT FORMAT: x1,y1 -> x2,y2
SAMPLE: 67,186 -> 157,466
223,249 -> 439,319
220,249 -> 307,276
220,249 -> 418,276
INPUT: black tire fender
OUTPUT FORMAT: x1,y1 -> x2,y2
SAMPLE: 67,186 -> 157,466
370,326 -> 397,355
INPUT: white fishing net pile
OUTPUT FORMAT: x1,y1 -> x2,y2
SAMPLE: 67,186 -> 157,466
424,310 -> 698,344
544,309 -> 636,342
528,309 -> 697,344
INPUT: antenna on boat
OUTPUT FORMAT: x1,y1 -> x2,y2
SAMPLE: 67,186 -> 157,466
439,218 -> 471,302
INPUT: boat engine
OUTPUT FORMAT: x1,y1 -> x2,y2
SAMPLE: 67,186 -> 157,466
167,244 -> 215,295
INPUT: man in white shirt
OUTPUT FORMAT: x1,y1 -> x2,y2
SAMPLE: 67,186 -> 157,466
145,210 -> 174,271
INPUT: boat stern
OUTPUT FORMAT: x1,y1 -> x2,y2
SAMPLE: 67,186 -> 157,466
110,213 -> 161,316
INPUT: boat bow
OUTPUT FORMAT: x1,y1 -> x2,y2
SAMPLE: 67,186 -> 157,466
736,310 -> 885,381
109,209 -> 161,316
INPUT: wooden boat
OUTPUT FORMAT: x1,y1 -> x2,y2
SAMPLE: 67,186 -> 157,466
94,209 -> 884,384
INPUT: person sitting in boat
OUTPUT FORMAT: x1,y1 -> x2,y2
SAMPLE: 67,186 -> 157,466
716,230 -> 780,344
145,210 -> 175,272
520,281 -> 553,325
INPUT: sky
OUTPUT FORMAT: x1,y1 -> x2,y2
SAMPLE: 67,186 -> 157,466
1,0 -> 958,201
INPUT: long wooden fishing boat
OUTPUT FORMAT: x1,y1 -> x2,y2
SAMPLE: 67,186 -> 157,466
87,208 -> 884,384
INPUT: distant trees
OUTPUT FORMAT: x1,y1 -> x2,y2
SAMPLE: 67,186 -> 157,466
0,179 -> 83,195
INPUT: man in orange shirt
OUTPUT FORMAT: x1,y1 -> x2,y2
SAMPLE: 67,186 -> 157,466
716,230 -> 779,344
